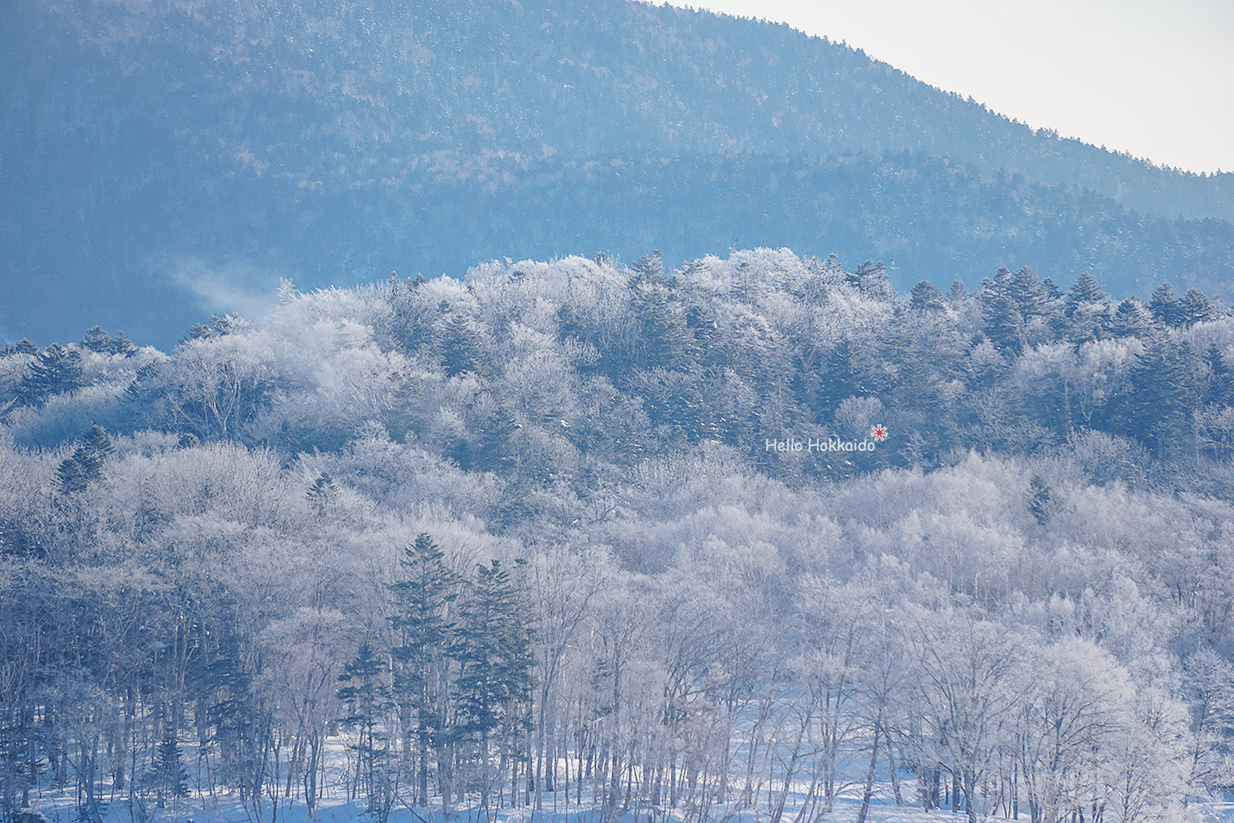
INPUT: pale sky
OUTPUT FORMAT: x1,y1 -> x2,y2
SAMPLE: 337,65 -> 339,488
667,0 -> 1234,175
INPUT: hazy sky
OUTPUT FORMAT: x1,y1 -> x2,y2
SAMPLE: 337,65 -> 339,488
668,0 -> 1234,175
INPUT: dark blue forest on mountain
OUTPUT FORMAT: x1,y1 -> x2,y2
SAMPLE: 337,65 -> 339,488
2,0 -> 1232,348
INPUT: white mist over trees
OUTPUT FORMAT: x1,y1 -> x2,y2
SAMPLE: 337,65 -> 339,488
2,249 -> 1234,820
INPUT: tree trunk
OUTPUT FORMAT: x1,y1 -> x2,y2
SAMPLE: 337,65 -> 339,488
854,724 -> 882,823
964,768 -> 978,823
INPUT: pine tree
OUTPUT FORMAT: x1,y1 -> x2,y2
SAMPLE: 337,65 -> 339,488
1111,337 -> 1194,460
151,720 -> 188,809
849,260 -> 892,301
632,282 -> 695,371
438,312 -> 483,377
110,330 -> 137,356
1062,272 -> 1110,342
1063,272 -> 1106,317
1028,475 -> 1053,526
1009,266 -> 1045,319
1149,283 -> 1182,327
307,471 -> 336,517
187,623 -> 271,807
910,281 -> 945,313
82,424 -> 114,459
180,323 -> 214,345
338,639 -> 394,820
55,453 -> 96,496
815,340 -> 870,416
631,250 -> 665,285
17,342 -> 82,406
1111,297 -> 1151,338
947,277 -> 968,308
473,405 -> 520,474
79,326 -> 112,353
1203,344 -> 1234,407
1177,288 -> 1214,327
55,425 -> 114,495
389,534 -> 460,807
1040,277 -> 1063,304
453,560 -> 534,810
982,288 -> 1024,355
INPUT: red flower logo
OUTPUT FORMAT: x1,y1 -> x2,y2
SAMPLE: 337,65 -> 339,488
870,424 -> 889,442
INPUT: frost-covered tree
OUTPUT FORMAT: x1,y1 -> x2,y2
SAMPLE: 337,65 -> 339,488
389,534 -> 459,807
16,343 -> 82,407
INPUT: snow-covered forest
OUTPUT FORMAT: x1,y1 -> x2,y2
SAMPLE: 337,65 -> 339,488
3,250 -> 1234,822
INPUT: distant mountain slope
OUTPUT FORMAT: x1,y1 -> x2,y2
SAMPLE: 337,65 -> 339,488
2,0 -> 1232,346
7,0 -> 1228,215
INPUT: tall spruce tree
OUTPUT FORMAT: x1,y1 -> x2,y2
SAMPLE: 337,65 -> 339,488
55,425 -> 114,495
1111,297 -> 1152,338
1112,336 -> 1195,460
1204,344 -> 1234,407
17,342 -> 82,406
1178,288 -> 1215,327
1062,272 -> 1110,342
453,560 -> 534,810
438,312 -> 484,377
1009,266 -> 1046,320
909,281 -> 946,313
389,534 -> 459,807
1149,283 -> 1183,327
632,283 -> 695,372
79,326 -> 112,353
151,720 -> 188,809
338,639 -> 394,820
983,289 -> 1025,355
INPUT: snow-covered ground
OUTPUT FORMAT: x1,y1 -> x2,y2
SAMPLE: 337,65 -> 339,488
18,759 -> 1234,823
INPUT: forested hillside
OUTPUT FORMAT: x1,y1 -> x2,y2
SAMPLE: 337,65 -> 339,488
4,0 -> 1234,347
3,251 -> 1234,821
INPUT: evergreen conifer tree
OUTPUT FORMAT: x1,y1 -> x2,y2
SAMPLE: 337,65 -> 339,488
307,471 -> 336,517
816,340 -> 869,416
453,560 -> 534,810
110,331 -> 138,356
982,288 -> 1025,354
1028,475 -> 1053,526
947,277 -> 968,307
338,639 -> 394,820
1062,272 -> 1110,342
632,283 -> 695,371
1149,283 -> 1182,327
1064,272 -> 1107,317
1112,337 -> 1194,459
438,312 -> 483,377
55,425 -> 114,495
389,534 -> 460,807
1009,266 -> 1045,319
849,260 -> 893,301
151,721 -> 188,809
17,343 -> 82,406
1203,345 -> 1233,407
1040,277 -> 1063,303
80,326 -> 112,353
910,281 -> 945,313
1111,297 -> 1151,338
1178,288 -> 1214,327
